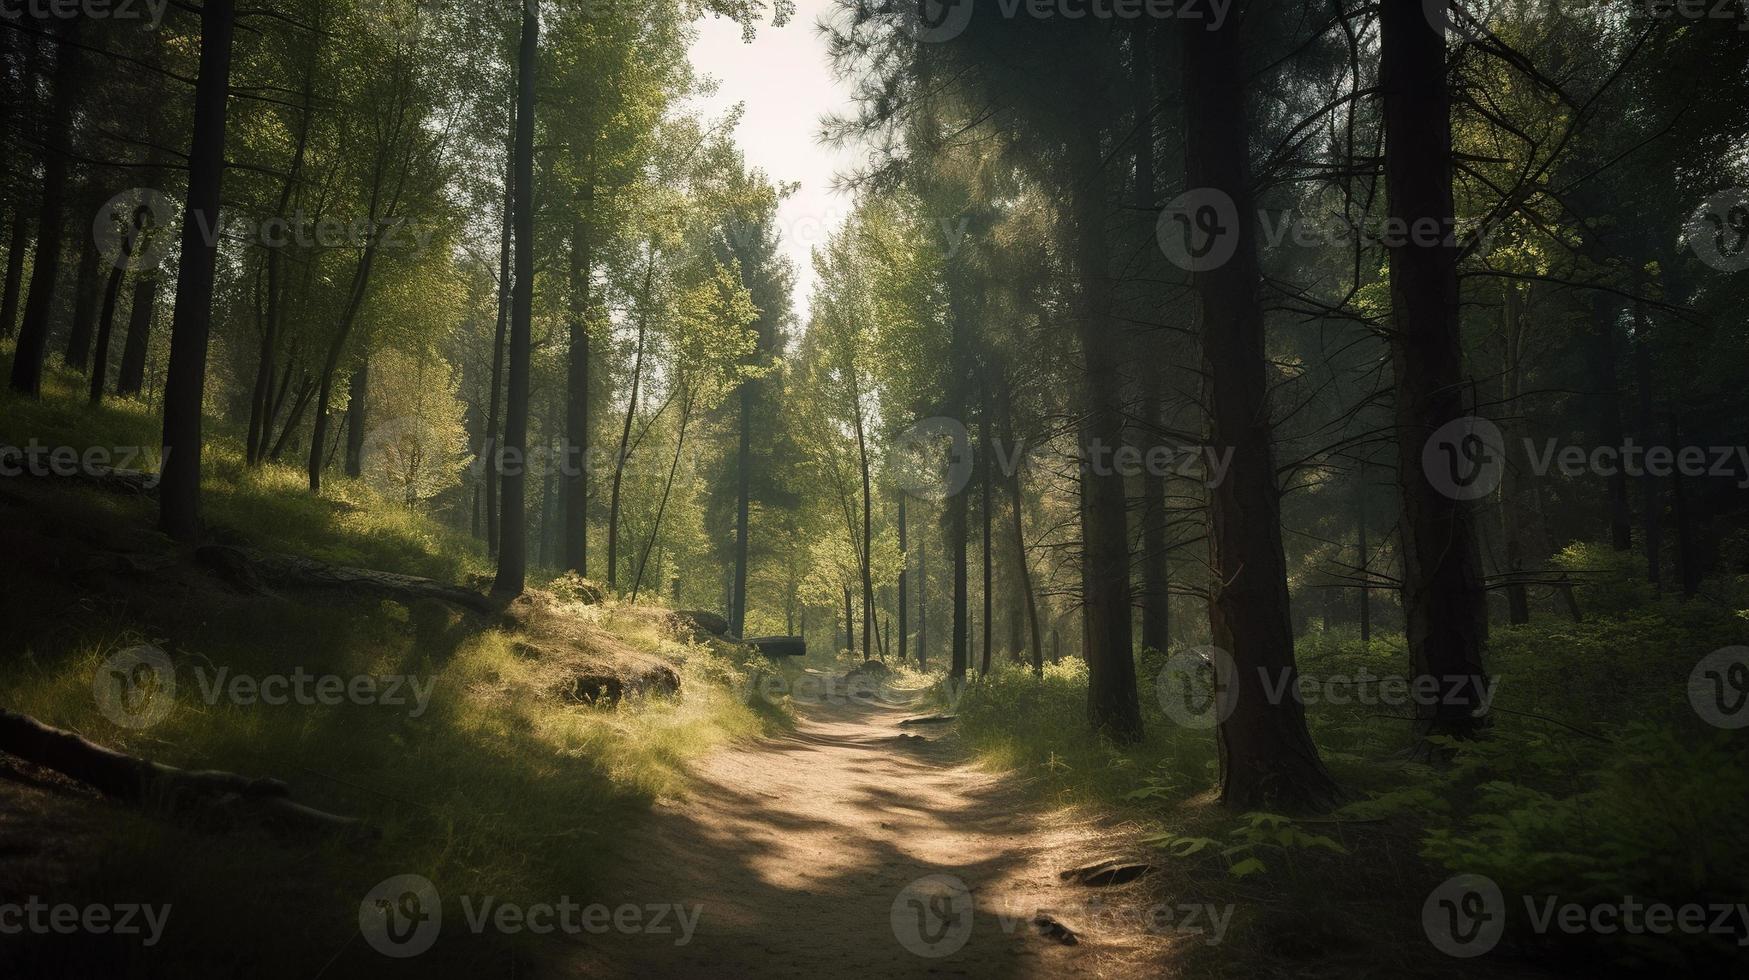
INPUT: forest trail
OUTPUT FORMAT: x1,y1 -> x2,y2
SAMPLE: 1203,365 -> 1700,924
557,669 -> 1173,978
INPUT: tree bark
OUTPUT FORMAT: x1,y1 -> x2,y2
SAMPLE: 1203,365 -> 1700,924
608,260 -> 655,590
898,494 -> 909,663
88,265 -> 124,405
493,0 -> 539,597
343,357 -> 368,478
9,25 -> 84,397
1068,98 -> 1141,742
64,236 -> 100,372
158,0 -> 237,541
1585,296 -> 1633,550
1181,16 -> 1336,806
563,202 -> 594,577
485,96 -> 515,559
0,205 -> 27,340
1379,0 -> 1491,747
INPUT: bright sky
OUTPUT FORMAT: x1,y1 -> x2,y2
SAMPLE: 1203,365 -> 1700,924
688,0 -> 862,325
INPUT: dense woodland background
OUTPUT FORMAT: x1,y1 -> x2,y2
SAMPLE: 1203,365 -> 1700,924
1,0 -> 1747,976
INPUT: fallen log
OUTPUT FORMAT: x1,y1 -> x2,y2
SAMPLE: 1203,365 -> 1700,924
0,709 -> 372,838
196,545 -> 498,615
743,636 -> 806,659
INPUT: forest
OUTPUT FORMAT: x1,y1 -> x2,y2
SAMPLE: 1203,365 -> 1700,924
0,0 -> 1746,976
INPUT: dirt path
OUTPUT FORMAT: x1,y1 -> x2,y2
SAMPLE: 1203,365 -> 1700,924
557,671 -> 1173,978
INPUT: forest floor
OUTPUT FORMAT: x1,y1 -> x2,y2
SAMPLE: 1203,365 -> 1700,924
561,676 -> 1177,978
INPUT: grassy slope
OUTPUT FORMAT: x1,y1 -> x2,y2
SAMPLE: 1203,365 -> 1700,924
0,366 -> 788,976
939,563 -> 1749,976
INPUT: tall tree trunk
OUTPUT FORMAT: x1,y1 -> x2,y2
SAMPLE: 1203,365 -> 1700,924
247,63 -> 315,467
897,494 -> 909,663
1586,296 -> 1633,550
88,265 -> 124,405
1068,96 -> 1141,742
10,26 -> 84,397
1632,297 -> 1662,591
485,90 -> 515,559
999,376 -> 1045,676
564,193 -> 595,577
306,248 -> 379,493
607,260 -> 655,590
979,375 -> 994,676
850,364 -> 875,662
1668,414 -> 1700,598
344,357 -> 368,478
1499,285 -> 1531,625
117,272 -> 158,397
843,585 -> 854,656
0,206 -> 28,339
917,527 -> 929,671
631,392 -> 695,602
64,237 -> 100,372
1356,481 -> 1372,643
157,0 -> 237,541
730,378 -> 754,638
1181,15 -> 1337,806
1380,0 -> 1491,748
493,0 -> 538,597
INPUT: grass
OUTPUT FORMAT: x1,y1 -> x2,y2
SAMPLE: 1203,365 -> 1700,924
0,364 -> 786,975
934,584 -> 1749,976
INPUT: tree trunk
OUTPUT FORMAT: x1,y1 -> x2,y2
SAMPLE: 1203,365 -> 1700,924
1379,0 -> 1491,748
344,357 -> 368,478
730,378 -> 754,638
9,25 -> 84,397
1499,284 -> 1531,625
0,205 -> 27,339
117,272 -> 158,397
1586,296 -> 1633,550
1068,98 -> 1141,743
999,376 -> 1045,676
64,237 -> 100,372
632,393 -> 695,602
157,0 -> 237,541
486,90 -> 514,558
843,585 -> 854,656
1181,16 -> 1336,806
1357,478 -> 1372,643
917,522 -> 929,670
608,260 -> 655,590
88,265 -> 124,405
493,0 -> 538,597
247,65 -> 315,467
1632,298 -> 1662,591
850,363 -> 875,663
898,494 -> 909,663
979,374 -> 994,677
563,202 -> 593,577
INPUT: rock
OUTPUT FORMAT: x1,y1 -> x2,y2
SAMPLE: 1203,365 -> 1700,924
1031,913 -> 1081,946
846,659 -> 890,679
567,662 -> 680,705
1058,859 -> 1156,887
745,636 -> 805,658
674,610 -> 730,638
